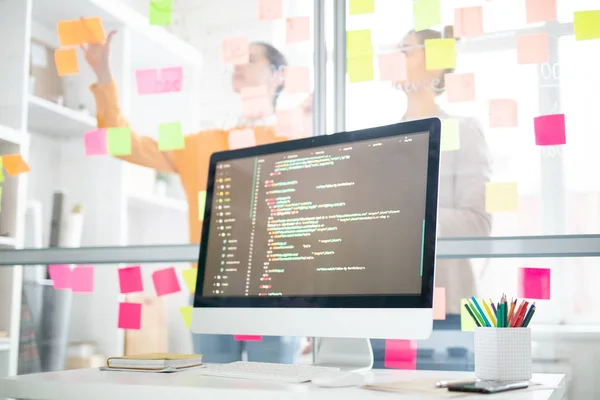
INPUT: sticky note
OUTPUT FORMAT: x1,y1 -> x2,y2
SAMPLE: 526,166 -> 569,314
455,6 -> 483,38
425,39 -> 456,71
57,20 -> 83,47
84,129 -> 107,156
55,48 -> 79,76
150,0 -> 173,26
152,267 -> 181,296
2,154 -> 31,176
71,265 -> 94,293
413,0 -> 441,32
107,127 -> 132,156
258,0 -> 283,20
433,287 -> 446,320
48,265 -> 71,290
534,114 -> 566,146
118,302 -> 142,330
286,16 -> 310,44
384,340 -> 417,370
234,335 -> 263,341
180,306 -> 193,329
347,30 -> 372,58
350,0 -> 374,15
228,128 -> 257,150
222,37 -> 249,65
198,191 -> 206,221
241,87 -> 271,118
519,267 -> 551,300
158,122 -> 184,151
118,266 -> 143,294
284,66 -> 310,94
276,109 -> 303,138
517,32 -> 549,64
0,158 -> 4,182
441,119 -> 460,152
526,0 -> 556,24
485,182 -> 518,213
81,17 -> 106,44
348,56 -> 374,83
446,73 -> 475,103
460,299 -> 477,332
378,52 -> 407,82
136,69 -> 159,95
574,10 -> 600,41
158,66 -> 183,93
489,99 -> 518,128
182,268 -> 198,293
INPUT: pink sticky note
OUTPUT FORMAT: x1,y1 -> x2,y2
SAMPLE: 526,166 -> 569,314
534,114 -> 566,146
158,66 -> 183,93
241,86 -> 271,118
118,302 -> 142,330
228,129 -> 257,150
489,99 -> 518,128
384,340 -> 417,370
152,267 -> 181,296
84,129 -> 107,156
276,109 -> 303,138
455,6 -> 483,38
118,266 -> 144,294
433,287 -> 446,320
234,335 -> 263,341
519,267 -> 551,300
71,265 -> 94,293
136,69 -> 159,95
446,73 -> 475,103
222,37 -> 249,65
258,0 -> 282,20
284,66 -> 310,94
286,16 -> 310,44
378,52 -> 407,82
48,264 -> 71,290
526,0 -> 556,24
517,32 -> 549,64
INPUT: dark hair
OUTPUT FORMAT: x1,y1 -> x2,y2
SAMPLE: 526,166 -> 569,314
252,41 -> 288,107
411,26 -> 456,95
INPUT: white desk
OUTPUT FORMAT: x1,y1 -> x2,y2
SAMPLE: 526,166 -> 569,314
0,369 -> 566,400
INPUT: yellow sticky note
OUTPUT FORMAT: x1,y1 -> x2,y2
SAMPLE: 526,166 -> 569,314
574,10 -> 600,41
346,30 -> 373,58
198,191 -> 206,221
0,158 -> 5,183
460,299 -> 476,332
347,56 -> 374,83
413,0 -> 441,32
441,119 -> 460,152
485,182 -> 518,213
182,268 -> 197,293
350,0 -> 374,15
425,39 -> 456,71
180,306 -> 193,329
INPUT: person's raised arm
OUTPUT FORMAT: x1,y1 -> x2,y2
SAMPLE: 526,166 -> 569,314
82,30 -> 177,173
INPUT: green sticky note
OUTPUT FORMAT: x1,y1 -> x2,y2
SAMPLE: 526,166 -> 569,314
460,299 -> 476,332
413,0 -> 441,32
180,306 -> 192,329
107,127 -> 132,156
349,0 -> 374,15
347,56 -> 374,83
347,29 -> 373,58
425,38 -> 456,71
441,119 -> 460,151
150,0 -> 173,26
574,10 -> 600,41
158,122 -> 184,151
198,191 -> 206,221
182,268 -> 197,293
0,157 -> 4,183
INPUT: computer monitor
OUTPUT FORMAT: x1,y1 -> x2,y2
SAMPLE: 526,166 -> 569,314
193,118 -> 441,366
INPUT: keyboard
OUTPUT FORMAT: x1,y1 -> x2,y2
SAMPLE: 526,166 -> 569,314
195,361 -> 340,383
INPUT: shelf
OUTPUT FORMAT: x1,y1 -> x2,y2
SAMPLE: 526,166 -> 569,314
127,194 -> 187,213
0,236 -> 17,248
28,95 -> 96,138
0,125 -> 26,146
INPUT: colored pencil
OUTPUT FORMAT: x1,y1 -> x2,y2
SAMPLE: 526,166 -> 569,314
482,299 -> 497,327
498,302 -> 503,328
467,298 -> 486,327
510,300 -> 524,327
471,297 -> 491,327
490,300 -> 497,315
520,302 -> 535,327
514,301 -> 529,328
464,303 -> 482,327
523,304 -> 537,327
507,298 -> 516,324
504,297 -> 508,328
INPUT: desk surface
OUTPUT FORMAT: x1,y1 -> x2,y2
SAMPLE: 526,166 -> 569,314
0,369 -> 566,400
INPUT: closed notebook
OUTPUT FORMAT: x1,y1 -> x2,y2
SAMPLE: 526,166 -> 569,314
106,353 -> 203,370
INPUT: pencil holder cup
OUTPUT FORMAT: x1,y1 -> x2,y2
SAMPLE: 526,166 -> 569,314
474,327 -> 532,381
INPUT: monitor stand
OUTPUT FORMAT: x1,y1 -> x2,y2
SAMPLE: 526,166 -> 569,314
313,337 -> 374,372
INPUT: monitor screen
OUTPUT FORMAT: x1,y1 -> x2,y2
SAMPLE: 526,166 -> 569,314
202,132 -> 430,298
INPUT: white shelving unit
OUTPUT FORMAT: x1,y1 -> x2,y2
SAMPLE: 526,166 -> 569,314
0,0 -> 201,376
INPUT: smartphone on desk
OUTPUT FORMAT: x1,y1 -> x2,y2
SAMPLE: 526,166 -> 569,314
447,380 -> 529,394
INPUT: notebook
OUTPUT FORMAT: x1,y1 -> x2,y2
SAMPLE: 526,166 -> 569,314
106,353 -> 203,370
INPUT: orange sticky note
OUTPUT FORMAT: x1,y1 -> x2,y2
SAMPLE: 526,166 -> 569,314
57,20 -> 84,47
258,0 -> 283,20
228,129 -> 257,150
485,182 -> 518,213
2,154 -> 30,176
284,66 -> 310,94
526,0 -> 556,24
81,18 -> 106,44
276,109 -> 303,138
241,86 -> 271,118
286,16 -> 310,44
222,37 -> 249,65
433,287 -> 446,320
55,48 -> 80,76
455,6 -> 483,38
517,32 -> 549,65
445,73 -> 475,103
378,52 -> 407,82
489,99 -> 518,128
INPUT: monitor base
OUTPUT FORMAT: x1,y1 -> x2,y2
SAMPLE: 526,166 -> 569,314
313,337 -> 374,372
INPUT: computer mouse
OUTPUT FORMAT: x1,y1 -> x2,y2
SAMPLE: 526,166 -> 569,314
312,372 -> 366,388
